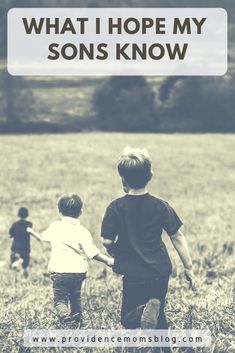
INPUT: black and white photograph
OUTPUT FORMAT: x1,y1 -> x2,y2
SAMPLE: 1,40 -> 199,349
0,1 -> 234,353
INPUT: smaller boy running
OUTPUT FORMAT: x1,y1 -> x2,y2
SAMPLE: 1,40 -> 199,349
9,207 -> 33,278
29,193 -> 114,326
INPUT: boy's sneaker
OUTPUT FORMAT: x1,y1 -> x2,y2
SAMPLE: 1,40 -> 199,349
12,258 -> 23,271
141,298 -> 161,329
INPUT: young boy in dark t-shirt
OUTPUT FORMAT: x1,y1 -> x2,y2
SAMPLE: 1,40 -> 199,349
9,207 -> 33,278
101,148 -> 194,338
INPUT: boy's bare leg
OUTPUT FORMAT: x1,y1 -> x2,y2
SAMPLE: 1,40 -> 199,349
22,253 -> 30,279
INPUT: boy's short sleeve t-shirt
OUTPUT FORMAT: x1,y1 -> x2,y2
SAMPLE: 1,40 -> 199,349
41,217 -> 100,273
101,193 -> 183,278
9,219 -> 33,252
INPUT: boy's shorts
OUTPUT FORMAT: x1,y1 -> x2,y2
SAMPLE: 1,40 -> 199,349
11,250 -> 30,269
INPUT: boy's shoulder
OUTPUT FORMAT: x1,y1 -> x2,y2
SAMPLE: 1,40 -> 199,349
49,220 -> 60,225
53,219 -> 91,235
47,220 -> 61,230
147,194 -> 169,205
11,220 -> 18,226
107,194 -> 169,210
108,195 -> 126,203
147,195 -> 175,214
25,219 -> 32,227
78,223 -> 91,236
13,219 -> 32,226
106,195 -> 126,208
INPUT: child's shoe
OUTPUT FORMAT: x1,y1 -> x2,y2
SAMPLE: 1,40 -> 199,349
141,298 -> 161,329
12,257 -> 23,271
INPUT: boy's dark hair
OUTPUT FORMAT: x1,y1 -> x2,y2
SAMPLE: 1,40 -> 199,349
118,147 -> 152,189
57,194 -> 83,218
18,207 -> 29,219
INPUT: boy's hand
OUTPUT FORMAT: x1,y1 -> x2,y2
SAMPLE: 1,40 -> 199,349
106,257 -> 115,268
184,268 -> 195,290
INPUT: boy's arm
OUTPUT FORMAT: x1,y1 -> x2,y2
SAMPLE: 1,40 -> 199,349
26,227 -> 42,241
102,238 -> 116,257
101,203 -> 119,256
78,230 -> 114,268
27,224 -> 54,242
170,229 -> 194,287
63,241 -> 114,268
93,252 -> 114,267
9,224 -> 16,238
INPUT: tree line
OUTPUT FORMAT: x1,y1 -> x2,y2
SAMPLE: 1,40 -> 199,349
0,73 -> 234,133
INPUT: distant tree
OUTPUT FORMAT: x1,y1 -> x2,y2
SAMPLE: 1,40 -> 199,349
159,76 -> 235,131
93,76 -> 158,131
0,72 -> 36,123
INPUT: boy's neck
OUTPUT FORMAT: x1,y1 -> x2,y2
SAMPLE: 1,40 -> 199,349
128,187 -> 148,195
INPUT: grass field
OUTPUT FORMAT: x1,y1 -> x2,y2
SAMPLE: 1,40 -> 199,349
0,133 -> 234,353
